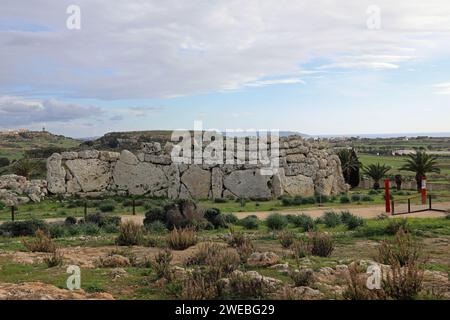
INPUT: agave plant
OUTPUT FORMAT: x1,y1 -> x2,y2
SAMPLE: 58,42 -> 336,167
400,151 -> 440,192
362,163 -> 391,190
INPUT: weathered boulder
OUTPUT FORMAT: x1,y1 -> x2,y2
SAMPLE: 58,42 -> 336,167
113,160 -> 168,196
281,174 -> 315,197
247,252 -> 279,267
180,165 -> 211,199
46,153 -> 66,194
0,175 -> 47,205
223,169 -> 272,199
65,159 -> 111,193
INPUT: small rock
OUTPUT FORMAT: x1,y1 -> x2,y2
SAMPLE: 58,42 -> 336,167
247,252 -> 279,267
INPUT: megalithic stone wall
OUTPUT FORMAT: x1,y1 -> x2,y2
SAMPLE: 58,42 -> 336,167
46,135 -> 349,199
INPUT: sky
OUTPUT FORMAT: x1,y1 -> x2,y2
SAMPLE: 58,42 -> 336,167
1,0 -> 450,138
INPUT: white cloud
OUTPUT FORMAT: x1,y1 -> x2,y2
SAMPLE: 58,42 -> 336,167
0,96 -> 102,127
433,82 -> 450,95
0,1 -> 450,99
244,78 -> 305,87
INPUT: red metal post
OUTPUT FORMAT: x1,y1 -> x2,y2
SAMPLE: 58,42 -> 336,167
385,179 -> 391,213
421,176 -> 427,205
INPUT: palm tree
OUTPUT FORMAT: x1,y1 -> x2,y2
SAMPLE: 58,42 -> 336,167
362,163 -> 391,190
400,151 -> 441,192
337,149 -> 361,188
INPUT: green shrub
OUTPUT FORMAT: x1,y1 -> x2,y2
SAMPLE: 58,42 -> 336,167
145,221 -> 168,233
340,195 -> 351,204
315,194 -> 330,203
82,223 -> 101,235
0,219 -> 49,237
322,211 -> 342,228
368,189 -> 380,195
361,195 -> 374,202
340,211 -> 365,230
214,198 -> 228,203
351,194 -> 361,202
98,199 -> 116,212
0,201 -> 5,210
289,214 -> 315,231
85,213 -> 121,227
49,224 -> 66,238
116,221 -> 144,246
301,197 -> 316,205
386,219 -> 409,236
102,223 -> 119,234
0,157 -> 10,168
204,208 -> 227,229
223,213 -> 238,225
266,213 -> 288,231
143,207 -> 166,226
309,232 -> 334,257
239,216 -> 260,230
123,199 -> 145,207
281,196 -> 305,206
64,216 -> 77,226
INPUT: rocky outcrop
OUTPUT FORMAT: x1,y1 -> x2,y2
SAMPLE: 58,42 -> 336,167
0,175 -> 47,206
0,282 -> 114,300
45,135 -> 349,199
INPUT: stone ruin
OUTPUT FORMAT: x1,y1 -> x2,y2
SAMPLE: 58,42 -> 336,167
0,175 -> 47,206
46,135 -> 349,200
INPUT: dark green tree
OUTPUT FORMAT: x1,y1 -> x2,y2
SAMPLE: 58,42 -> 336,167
337,149 -> 361,188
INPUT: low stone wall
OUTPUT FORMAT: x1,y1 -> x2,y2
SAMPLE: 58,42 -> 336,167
0,175 -> 47,206
46,136 -> 349,200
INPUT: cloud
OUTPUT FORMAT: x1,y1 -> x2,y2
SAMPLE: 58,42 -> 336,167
433,82 -> 450,95
1,1 -> 450,99
0,96 -> 102,127
244,78 -> 305,87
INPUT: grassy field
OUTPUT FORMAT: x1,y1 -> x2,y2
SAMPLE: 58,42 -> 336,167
0,214 -> 449,300
359,154 -> 450,178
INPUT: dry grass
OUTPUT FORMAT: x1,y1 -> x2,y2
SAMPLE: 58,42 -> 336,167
166,227 -> 198,250
115,221 -> 144,246
289,268 -> 314,287
22,229 -> 56,253
309,232 -> 334,257
43,249 -> 64,268
278,230 -> 295,248
152,249 -> 173,280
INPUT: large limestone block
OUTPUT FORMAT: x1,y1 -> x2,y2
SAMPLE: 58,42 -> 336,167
211,167 -> 223,199
46,153 -> 66,194
163,164 -> 180,199
65,159 -> 111,192
315,175 -> 334,196
180,165 -> 211,199
281,174 -> 315,197
113,160 -> 168,196
119,150 -> 138,165
223,169 -> 272,199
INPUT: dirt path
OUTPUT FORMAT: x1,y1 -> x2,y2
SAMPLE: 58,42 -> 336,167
1,202 -> 448,226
